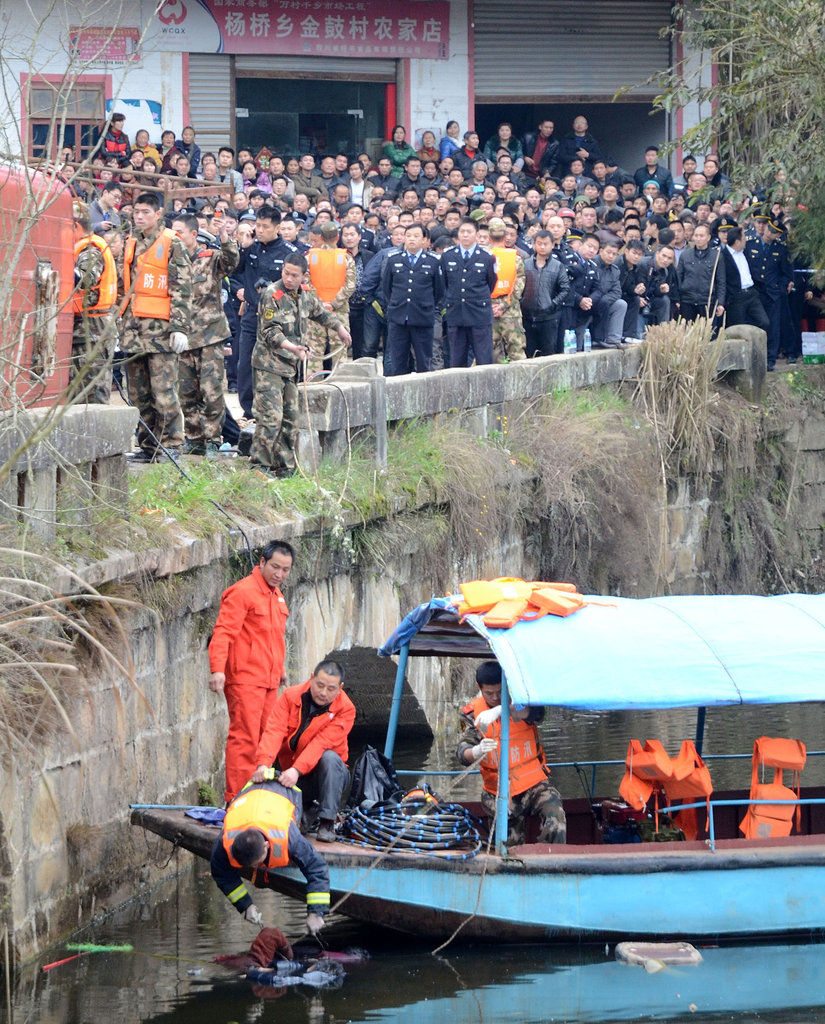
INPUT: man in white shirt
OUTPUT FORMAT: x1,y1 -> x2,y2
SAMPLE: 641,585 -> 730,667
723,226 -> 770,333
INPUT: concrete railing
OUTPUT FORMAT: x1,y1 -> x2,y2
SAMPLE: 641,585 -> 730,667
297,326 -> 767,469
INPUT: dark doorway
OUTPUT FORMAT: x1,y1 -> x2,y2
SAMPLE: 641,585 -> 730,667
235,78 -> 386,160
475,102 -> 668,176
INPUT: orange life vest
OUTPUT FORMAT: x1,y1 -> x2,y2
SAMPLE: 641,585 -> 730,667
618,739 -> 713,839
740,736 -> 806,840
73,234 -> 117,315
222,785 -> 295,872
122,228 -> 175,320
307,247 -> 348,303
491,247 -> 517,298
464,694 -> 547,797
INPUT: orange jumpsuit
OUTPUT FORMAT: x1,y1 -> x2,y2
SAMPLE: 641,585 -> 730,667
208,565 -> 289,802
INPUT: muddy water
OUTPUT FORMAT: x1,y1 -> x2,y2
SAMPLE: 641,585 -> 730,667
9,703 -> 825,1024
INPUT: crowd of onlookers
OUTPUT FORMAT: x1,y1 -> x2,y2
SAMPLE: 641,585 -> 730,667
64,109 -> 825,387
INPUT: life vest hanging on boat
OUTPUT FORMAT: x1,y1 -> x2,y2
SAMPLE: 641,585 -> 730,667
618,739 -> 713,839
739,736 -> 806,840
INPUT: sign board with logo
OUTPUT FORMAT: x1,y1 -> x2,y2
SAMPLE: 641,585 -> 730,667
152,0 -> 449,59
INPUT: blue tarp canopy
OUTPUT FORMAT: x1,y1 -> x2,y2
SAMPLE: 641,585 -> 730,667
379,594 -> 825,710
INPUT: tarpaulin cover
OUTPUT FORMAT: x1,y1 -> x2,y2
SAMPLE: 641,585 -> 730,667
379,594 -> 825,710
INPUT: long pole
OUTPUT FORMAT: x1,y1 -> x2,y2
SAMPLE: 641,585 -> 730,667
384,642 -> 409,760
495,672 -> 510,856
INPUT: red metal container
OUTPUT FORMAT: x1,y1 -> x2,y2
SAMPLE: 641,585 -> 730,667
0,162 -> 74,408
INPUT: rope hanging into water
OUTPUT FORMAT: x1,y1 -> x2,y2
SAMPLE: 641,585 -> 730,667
339,799 -> 483,860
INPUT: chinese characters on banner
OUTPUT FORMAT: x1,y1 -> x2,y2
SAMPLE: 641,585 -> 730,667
69,27 -> 142,66
201,0 -> 449,59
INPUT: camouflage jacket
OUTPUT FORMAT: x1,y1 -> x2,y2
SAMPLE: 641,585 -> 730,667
74,243 -> 105,313
254,279 -> 342,376
186,239 -> 239,348
119,224 -> 192,354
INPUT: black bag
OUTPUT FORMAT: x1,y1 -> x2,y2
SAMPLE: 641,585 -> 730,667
347,745 -> 403,810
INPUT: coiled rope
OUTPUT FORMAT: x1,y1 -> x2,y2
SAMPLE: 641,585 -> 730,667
339,798 -> 483,860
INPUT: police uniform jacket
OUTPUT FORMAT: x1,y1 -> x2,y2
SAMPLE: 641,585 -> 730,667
439,245 -> 497,327
381,250 -> 445,326
237,237 -> 299,328
551,241 -> 582,308
744,236 -> 793,300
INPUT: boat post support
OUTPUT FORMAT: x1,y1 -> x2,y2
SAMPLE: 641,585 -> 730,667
495,672 -> 511,856
384,642 -> 409,760
695,706 -> 707,756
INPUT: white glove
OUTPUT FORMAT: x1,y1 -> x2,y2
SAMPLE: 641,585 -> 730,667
169,332 -> 189,354
471,737 -> 497,761
306,912 -> 325,936
243,904 -> 263,927
474,705 -> 503,731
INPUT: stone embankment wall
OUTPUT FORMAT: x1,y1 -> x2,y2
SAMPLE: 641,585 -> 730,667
2,336 -> 823,964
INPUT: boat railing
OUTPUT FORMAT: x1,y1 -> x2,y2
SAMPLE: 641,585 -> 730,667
397,750 -> 825,800
659,795 -> 825,852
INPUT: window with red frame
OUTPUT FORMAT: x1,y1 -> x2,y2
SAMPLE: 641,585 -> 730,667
28,82 -> 104,162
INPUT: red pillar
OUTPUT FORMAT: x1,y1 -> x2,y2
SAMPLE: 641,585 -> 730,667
384,83 -> 396,140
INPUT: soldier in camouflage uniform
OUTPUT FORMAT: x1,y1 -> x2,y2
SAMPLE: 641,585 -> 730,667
119,191 -> 192,461
457,660 -> 566,846
305,221 -> 355,379
252,252 -> 351,474
172,212 -> 239,456
71,202 -> 117,403
487,218 -> 526,363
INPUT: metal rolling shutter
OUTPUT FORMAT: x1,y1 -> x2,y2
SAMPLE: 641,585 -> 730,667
473,0 -> 673,101
234,55 -> 396,81
187,54 -> 233,150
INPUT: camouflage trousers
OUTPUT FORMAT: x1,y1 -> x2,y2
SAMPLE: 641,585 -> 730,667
306,310 -> 350,379
493,308 -> 527,363
71,314 -> 117,404
178,342 -> 227,443
125,351 -> 184,455
481,778 -> 566,846
250,368 -> 299,471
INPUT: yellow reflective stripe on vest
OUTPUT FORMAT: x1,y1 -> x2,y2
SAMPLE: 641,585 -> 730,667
228,883 -> 248,904
306,892 -> 330,905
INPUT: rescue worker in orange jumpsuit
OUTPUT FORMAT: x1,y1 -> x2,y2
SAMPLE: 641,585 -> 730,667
208,541 -> 293,804
210,775 -> 329,935
253,660 -> 355,843
457,660 -> 566,846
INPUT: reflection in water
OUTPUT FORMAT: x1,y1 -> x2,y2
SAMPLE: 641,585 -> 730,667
12,865 -> 825,1024
10,705 -> 825,1024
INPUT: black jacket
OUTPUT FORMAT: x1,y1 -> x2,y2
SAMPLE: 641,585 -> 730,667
557,132 -> 604,174
591,258 -> 622,310
521,255 -> 570,319
381,251 -> 445,325
346,244 -> 377,307
439,245 -> 497,326
676,244 -> 726,308
639,255 -> 680,305
521,130 -> 561,178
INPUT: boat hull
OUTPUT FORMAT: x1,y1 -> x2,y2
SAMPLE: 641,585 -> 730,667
131,808 -> 825,941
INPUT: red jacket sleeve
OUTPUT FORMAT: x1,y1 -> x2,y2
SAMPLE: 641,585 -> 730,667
254,689 -> 292,767
208,579 -> 252,674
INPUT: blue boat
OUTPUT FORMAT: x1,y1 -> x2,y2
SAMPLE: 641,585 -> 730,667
132,593 -> 825,941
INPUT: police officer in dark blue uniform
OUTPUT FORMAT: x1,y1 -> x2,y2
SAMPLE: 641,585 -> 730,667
745,212 -> 794,371
234,205 -> 298,417
380,224 -> 445,375
440,219 -> 497,366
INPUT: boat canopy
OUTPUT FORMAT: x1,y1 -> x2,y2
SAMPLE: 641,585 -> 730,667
378,594 -> 825,711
